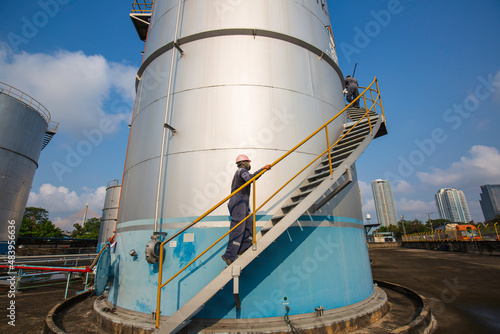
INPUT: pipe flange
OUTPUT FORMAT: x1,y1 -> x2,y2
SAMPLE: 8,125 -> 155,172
145,239 -> 161,264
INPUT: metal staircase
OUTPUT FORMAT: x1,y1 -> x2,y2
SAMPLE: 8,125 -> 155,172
41,128 -> 57,151
157,103 -> 387,333
257,109 -> 385,239
130,0 -> 153,41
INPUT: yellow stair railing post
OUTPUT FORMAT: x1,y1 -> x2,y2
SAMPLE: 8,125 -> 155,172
252,179 -> 256,245
324,125 -> 333,175
477,225 -> 483,241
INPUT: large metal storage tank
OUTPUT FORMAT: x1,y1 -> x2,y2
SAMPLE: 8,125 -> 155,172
0,83 -> 57,254
108,0 -> 373,323
97,179 -> 121,252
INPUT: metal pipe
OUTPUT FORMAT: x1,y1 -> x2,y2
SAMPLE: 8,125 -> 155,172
15,270 -> 22,293
325,125 -> 333,175
153,0 -> 184,233
252,179 -> 256,245
156,241 -> 164,328
64,272 -> 71,299
0,253 -> 97,260
0,264 -> 92,273
375,79 -> 385,119
0,271 -> 61,280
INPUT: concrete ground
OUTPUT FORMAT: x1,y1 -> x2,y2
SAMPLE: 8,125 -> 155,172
0,277 -> 85,333
369,247 -> 500,334
1,247 -> 499,333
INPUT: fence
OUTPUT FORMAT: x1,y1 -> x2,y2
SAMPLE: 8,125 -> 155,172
403,223 -> 499,242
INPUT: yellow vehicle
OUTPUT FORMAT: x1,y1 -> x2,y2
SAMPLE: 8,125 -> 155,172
447,224 -> 481,241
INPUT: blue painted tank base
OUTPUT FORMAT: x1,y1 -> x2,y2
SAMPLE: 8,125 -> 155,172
197,225 -> 373,319
107,217 -> 373,319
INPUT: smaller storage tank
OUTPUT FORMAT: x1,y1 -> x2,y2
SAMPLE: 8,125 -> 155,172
97,179 -> 121,251
0,82 -> 57,254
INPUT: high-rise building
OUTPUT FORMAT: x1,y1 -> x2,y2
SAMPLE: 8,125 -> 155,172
479,185 -> 500,222
435,188 -> 471,223
371,179 -> 398,226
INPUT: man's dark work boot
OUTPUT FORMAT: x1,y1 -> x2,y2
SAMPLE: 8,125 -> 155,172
222,255 -> 232,266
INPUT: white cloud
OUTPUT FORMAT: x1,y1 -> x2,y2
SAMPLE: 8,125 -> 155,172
358,181 -> 373,207
53,208 -> 100,232
358,180 -> 375,221
393,180 -> 413,194
27,183 -> 106,222
396,198 -> 435,213
0,44 -> 136,137
416,145 -> 500,189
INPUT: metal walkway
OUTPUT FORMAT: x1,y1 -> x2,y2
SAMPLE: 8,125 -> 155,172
158,107 -> 387,333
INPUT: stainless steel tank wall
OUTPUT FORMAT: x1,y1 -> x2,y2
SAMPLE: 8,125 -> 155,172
0,93 -> 48,254
145,0 -> 336,63
97,181 -> 121,251
119,0 -> 345,223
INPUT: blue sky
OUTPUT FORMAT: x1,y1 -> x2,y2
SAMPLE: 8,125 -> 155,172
0,0 -> 499,229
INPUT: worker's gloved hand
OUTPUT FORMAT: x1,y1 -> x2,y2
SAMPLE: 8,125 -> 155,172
343,89 -> 347,94
263,165 -> 272,170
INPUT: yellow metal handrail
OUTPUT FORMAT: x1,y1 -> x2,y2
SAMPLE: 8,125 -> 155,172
131,0 -> 153,14
154,77 -> 384,328
0,82 -> 58,129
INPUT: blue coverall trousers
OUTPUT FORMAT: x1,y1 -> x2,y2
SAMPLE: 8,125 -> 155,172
222,198 -> 253,262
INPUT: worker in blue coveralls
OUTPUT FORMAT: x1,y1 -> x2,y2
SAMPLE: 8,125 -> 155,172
222,154 -> 272,266
345,75 -> 360,107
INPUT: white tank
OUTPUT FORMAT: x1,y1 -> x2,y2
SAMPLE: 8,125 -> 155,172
0,83 -> 57,254
97,180 -> 121,251
108,0 -> 374,322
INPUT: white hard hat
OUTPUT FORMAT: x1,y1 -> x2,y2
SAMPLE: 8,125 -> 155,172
236,154 -> 251,163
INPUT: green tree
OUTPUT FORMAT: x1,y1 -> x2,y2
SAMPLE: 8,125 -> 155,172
71,217 -> 101,239
487,214 -> 500,224
19,207 -> 63,237
377,219 -> 433,238
427,218 -> 450,230
378,223 -> 403,237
